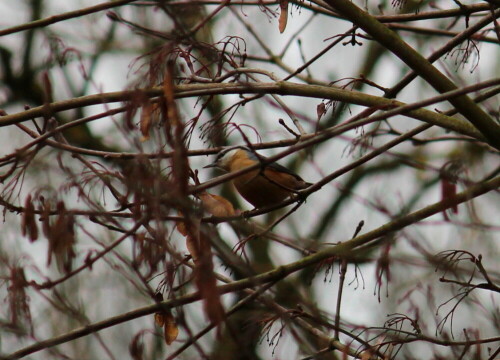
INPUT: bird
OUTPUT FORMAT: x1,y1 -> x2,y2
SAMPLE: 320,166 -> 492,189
204,146 -> 312,208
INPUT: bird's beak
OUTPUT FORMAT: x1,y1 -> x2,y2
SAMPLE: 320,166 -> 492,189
203,163 -> 217,169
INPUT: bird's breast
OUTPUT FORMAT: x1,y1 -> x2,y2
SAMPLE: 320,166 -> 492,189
232,170 -> 291,207
227,157 -> 308,208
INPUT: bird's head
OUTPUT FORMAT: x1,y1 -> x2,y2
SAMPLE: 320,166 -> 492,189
204,146 -> 254,171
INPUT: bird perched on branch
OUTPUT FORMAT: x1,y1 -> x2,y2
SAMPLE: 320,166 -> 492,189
204,146 -> 312,208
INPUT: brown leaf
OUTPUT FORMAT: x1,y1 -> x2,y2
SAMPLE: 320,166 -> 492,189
46,201 -> 76,273
41,199 -> 51,239
278,0 -> 289,33
164,60 -> 190,196
129,333 -> 144,360
139,102 -> 162,141
199,192 -> 236,217
441,179 -> 457,220
360,350 -> 373,360
163,60 -> 180,127
185,235 -> 200,262
163,310 -> 179,345
153,293 -> 167,327
176,204 -> 225,331
177,212 -> 202,261
440,160 -> 462,220
154,312 -> 165,327
139,102 -> 152,141
132,230 -> 167,276
7,266 -> 32,334
21,195 -> 38,242
317,102 -> 326,121
41,71 -> 53,104
195,231 -> 225,336
176,211 -> 189,237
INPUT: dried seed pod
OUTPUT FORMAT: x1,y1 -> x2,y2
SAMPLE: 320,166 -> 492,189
21,195 -> 38,242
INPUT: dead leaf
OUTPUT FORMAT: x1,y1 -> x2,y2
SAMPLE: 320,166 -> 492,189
176,211 -> 189,237
46,201 -> 76,273
129,333 -> 144,360
195,231 -> 225,336
21,194 -> 38,242
163,60 -> 180,127
176,213 -> 202,261
279,0 -> 289,33
199,192 -> 236,217
441,179 -> 457,220
317,102 -> 326,122
7,266 -> 32,332
154,312 -> 165,327
440,160 -> 462,220
186,234 -> 201,262
163,310 -> 179,345
140,102 -> 162,142
139,103 -> 152,141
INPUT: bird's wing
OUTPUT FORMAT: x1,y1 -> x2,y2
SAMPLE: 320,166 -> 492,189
266,161 -> 306,182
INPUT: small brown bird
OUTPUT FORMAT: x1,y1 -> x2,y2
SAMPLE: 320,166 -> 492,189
204,146 -> 311,208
